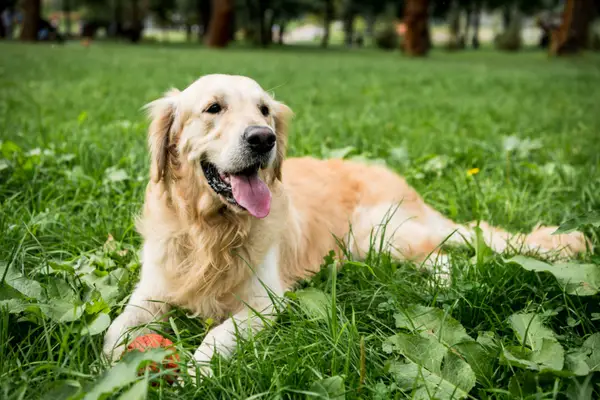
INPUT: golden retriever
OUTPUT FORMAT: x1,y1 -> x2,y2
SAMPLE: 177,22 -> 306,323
103,74 -> 589,380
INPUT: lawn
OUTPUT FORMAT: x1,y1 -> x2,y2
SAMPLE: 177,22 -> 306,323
1,42 -> 600,399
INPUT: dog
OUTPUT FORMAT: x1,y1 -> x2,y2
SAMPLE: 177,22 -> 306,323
102,74 -> 589,380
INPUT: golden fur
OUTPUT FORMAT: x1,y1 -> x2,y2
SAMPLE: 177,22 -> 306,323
103,74 -> 590,378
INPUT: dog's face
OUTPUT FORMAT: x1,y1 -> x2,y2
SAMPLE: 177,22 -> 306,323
146,74 -> 292,219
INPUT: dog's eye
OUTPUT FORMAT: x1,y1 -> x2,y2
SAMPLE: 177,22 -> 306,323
259,105 -> 269,117
205,103 -> 222,114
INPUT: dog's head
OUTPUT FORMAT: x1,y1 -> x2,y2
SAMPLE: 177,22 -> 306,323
145,74 -> 293,219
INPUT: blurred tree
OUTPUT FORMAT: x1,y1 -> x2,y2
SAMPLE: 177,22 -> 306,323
341,0 -> 355,46
445,0 -> 463,49
320,0 -> 333,47
149,0 -> 177,35
20,0 -> 41,41
403,0 -> 429,56
206,0 -> 233,47
236,0 -> 318,47
0,0 -> 18,38
471,0 -> 481,48
197,0 -> 211,40
62,0 -> 74,37
550,0 -> 597,54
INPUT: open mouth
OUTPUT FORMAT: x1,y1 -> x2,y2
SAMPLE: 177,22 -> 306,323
201,161 -> 272,219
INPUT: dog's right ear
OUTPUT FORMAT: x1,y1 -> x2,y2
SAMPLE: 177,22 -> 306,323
144,89 -> 180,183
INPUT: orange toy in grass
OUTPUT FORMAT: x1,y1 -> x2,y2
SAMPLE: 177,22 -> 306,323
125,333 -> 180,385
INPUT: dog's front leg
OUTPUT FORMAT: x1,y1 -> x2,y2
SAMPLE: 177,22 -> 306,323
103,247 -> 170,363
188,246 -> 283,382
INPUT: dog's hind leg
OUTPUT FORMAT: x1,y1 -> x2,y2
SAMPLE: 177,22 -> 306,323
346,202 -> 456,278
457,221 -> 590,259
346,201 -> 589,281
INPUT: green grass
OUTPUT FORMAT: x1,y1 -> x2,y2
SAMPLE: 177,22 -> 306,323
1,42 -> 600,399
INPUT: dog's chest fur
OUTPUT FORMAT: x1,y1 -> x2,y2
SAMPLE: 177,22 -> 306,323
138,181 -> 286,319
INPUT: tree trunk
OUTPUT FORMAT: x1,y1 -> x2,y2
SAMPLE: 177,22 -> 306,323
206,0 -> 234,47
0,8 -> 6,38
446,0 -> 461,50
259,4 -> 274,47
20,0 -> 41,41
185,23 -> 192,41
471,2 -> 481,49
110,0 -> 123,38
321,0 -> 333,48
463,7 -> 471,47
403,0 -> 429,56
278,21 -> 285,45
63,0 -> 71,37
129,0 -> 142,42
342,0 -> 355,47
365,11 -> 376,41
197,0 -> 211,40
502,5 -> 511,31
550,0 -> 596,55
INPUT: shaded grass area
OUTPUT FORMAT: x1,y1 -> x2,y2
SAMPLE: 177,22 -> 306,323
1,42 -> 599,399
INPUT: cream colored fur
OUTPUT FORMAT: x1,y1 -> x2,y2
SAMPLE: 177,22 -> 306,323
103,74 -> 590,382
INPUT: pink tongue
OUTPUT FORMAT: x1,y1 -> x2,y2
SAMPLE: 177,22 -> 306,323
230,173 -> 271,218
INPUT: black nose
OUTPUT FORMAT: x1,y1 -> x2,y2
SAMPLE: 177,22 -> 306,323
243,126 -> 276,154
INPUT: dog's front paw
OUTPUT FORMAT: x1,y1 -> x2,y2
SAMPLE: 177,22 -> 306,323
184,361 -> 213,387
102,320 -> 128,364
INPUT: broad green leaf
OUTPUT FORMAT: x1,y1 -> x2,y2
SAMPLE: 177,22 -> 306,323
104,167 -> 129,183
40,380 -> 82,400
553,213 -> 600,234
471,226 -> 494,266
454,341 -> 495,386
565,348 -> 591,376
503,314 -> 565,373
117,379 -> 148,400
83,348 -> 171,400
566,375 -> 595,400
295,288 -> 330,320
508,313 -> 556,351
394,304 -> 473,346
582,333 -> 600,372
308,376 -> 345,399
529,338 -> 564,372
500,346 -> 539,370
389,146 -> 410,165
507,256 -> 600,296
393,305 -> 495,384
0,298 -> 31,314
476,331 -> 500,353
41,299 -> 85,322
385,333 -> 446,371
324,146 -> 355,159
81,313 -> 111,336
0,140 -> 22,157
0,262 -> 45,300
48,260 -> 76,274
508,371 -> 539,398
387,334 -> 475,400
385,334 -> 476,399
348,154 -> 387,166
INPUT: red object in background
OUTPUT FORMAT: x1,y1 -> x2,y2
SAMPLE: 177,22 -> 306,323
125,333 -> 181,385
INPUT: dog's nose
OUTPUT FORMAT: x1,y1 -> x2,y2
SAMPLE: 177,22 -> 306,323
243,126 -> 276,154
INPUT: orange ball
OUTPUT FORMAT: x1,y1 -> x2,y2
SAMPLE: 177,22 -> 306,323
125,333 -> 180,385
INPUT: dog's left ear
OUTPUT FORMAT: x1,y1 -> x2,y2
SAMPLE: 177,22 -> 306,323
144,89 -> 181,183
272,101 -> 293,181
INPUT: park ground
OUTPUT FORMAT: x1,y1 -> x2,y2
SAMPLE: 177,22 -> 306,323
1,43 -> 600,399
